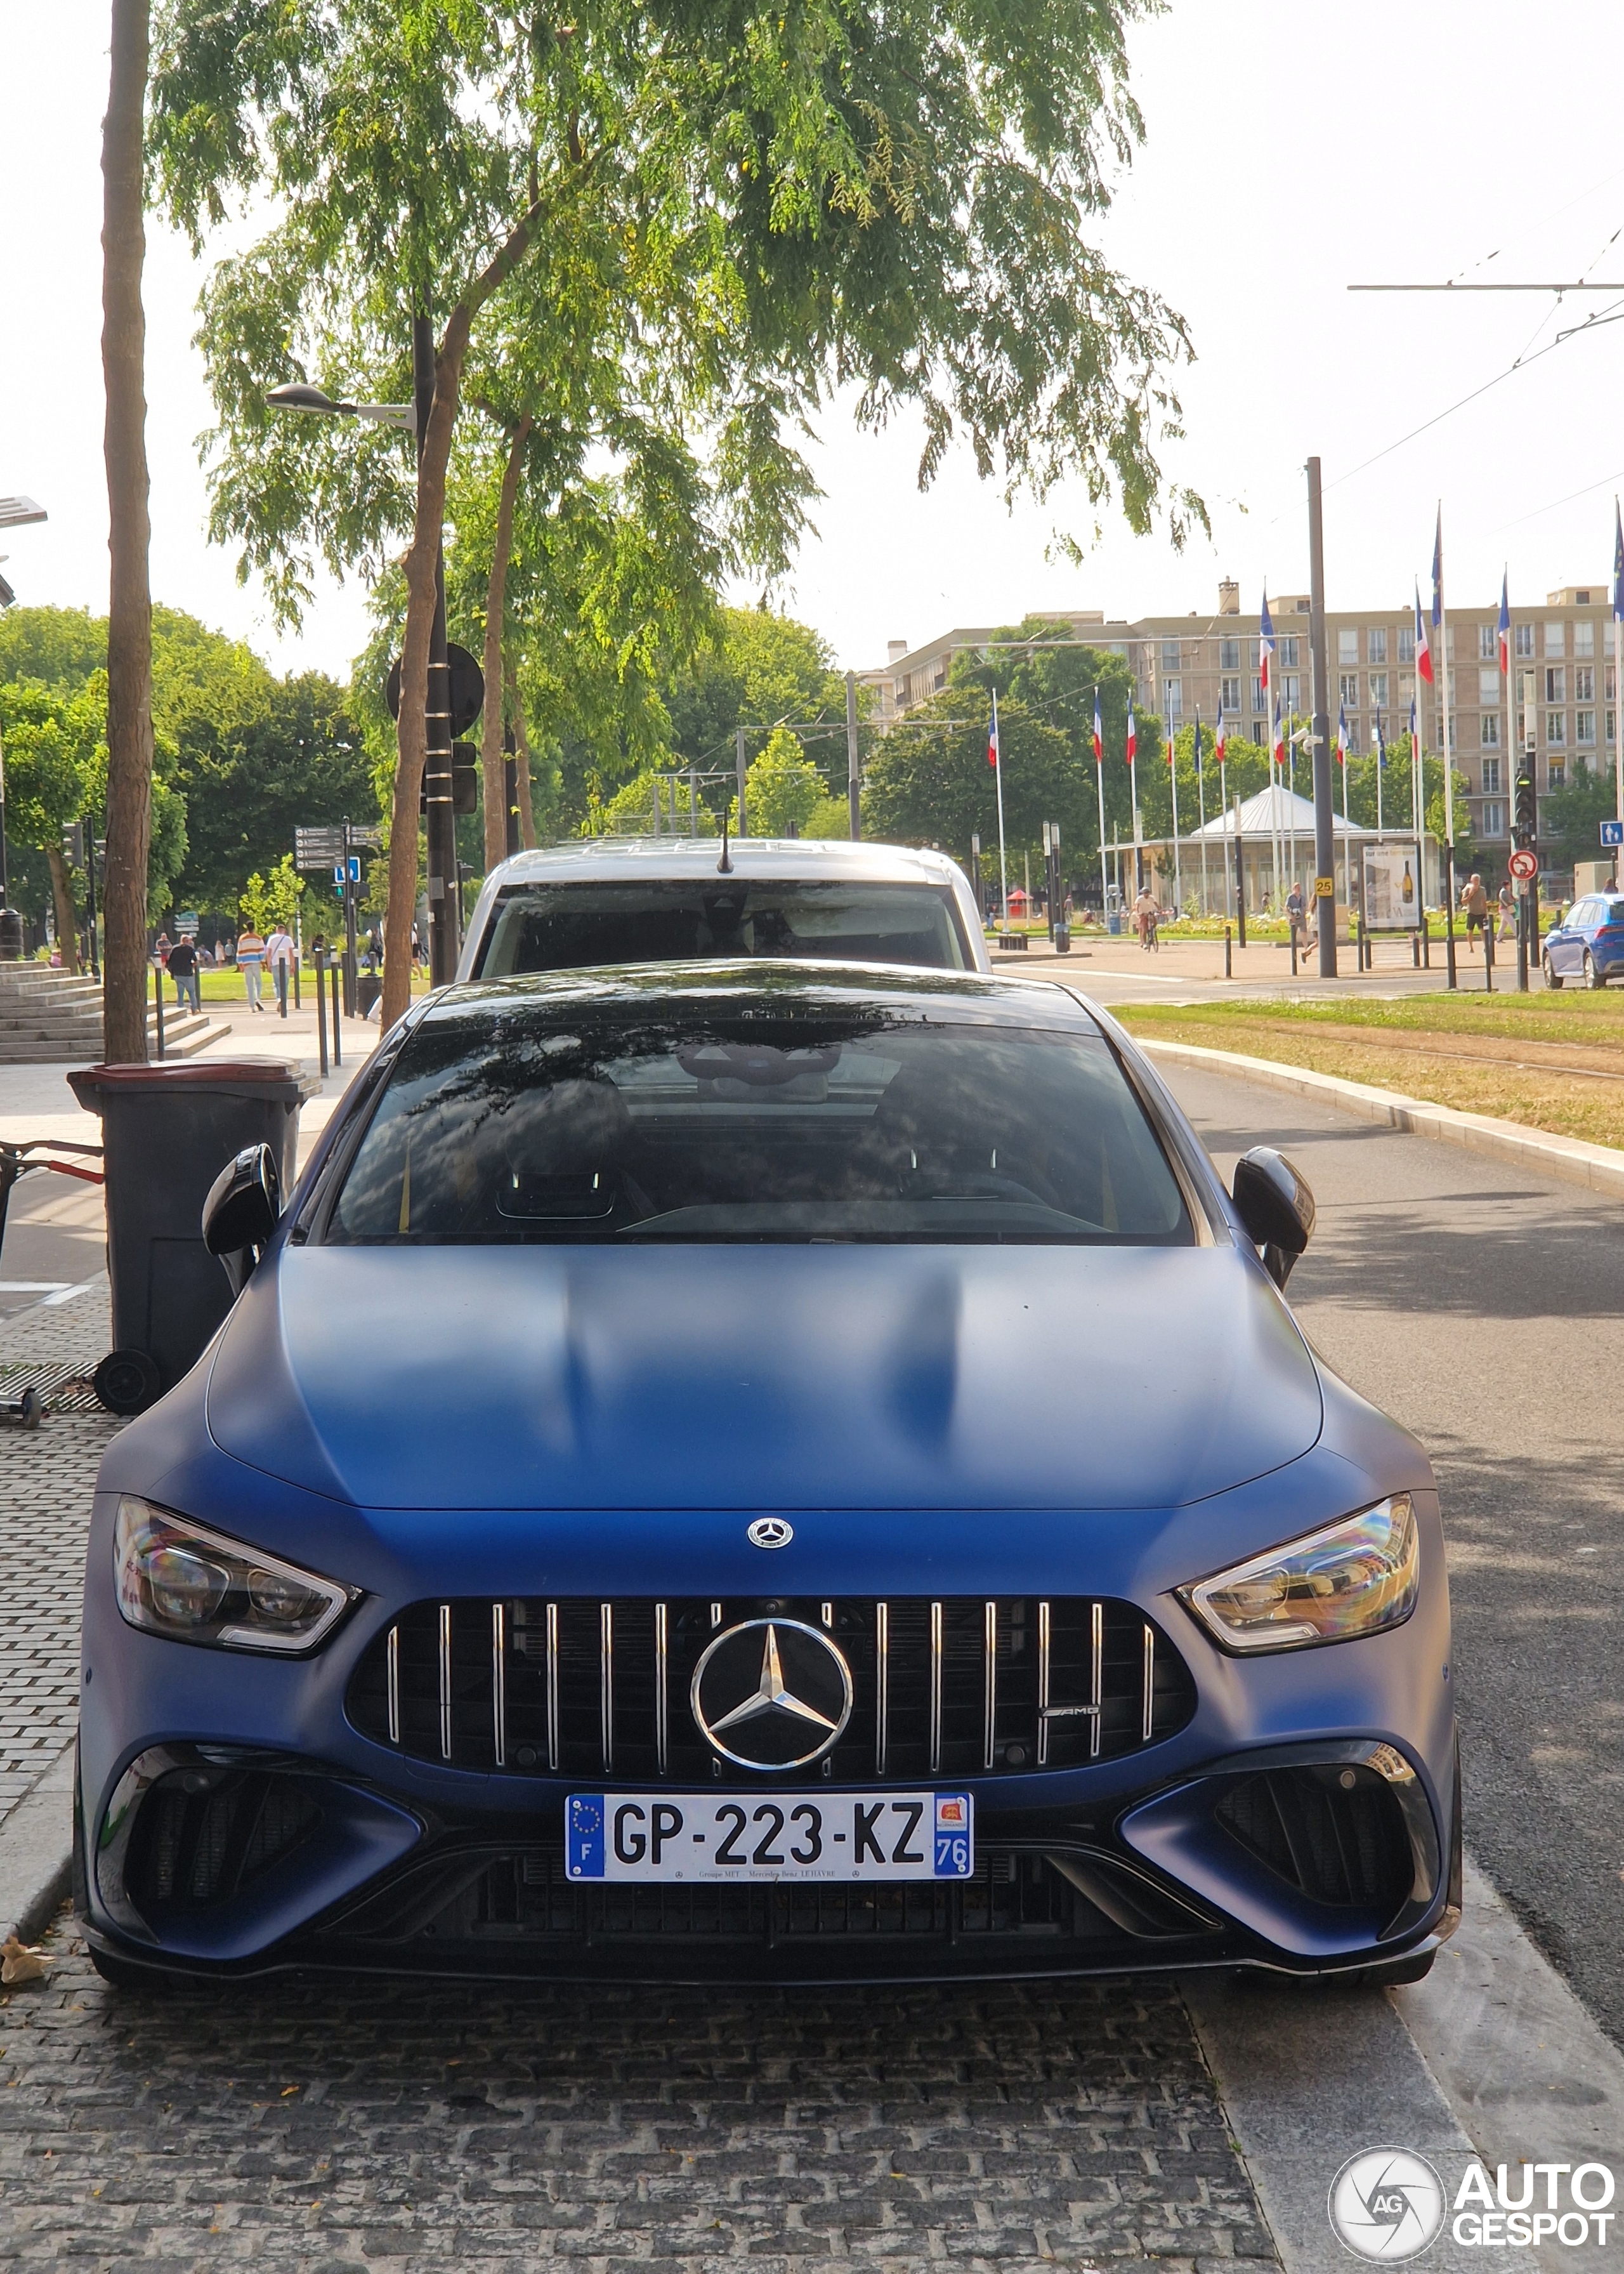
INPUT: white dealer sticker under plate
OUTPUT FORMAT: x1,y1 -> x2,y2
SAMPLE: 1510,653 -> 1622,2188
565,1790 -> 973,1883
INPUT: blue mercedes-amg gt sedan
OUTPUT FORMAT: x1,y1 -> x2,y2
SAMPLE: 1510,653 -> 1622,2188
78,964 -> 1460,1987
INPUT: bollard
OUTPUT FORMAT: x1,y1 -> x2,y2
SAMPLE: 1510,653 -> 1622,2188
1484,923 -> 1495,993
1224,923 -> 1232,980
314,952 -> 329,1079
1412,931 -> 1420,969
331,957 -> 342,1068
152,962 -> 164,1061
1290,927 -> 1298,978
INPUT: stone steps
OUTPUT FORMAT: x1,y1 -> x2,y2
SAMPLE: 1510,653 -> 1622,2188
0,963 -> 231,1063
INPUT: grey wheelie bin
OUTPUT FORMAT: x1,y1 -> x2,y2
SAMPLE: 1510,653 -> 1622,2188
68,1059 -> 318,1413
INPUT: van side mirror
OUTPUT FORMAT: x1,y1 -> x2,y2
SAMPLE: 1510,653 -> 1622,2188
1231,1147 -> 1315,1289
202,1143 -> 281,1295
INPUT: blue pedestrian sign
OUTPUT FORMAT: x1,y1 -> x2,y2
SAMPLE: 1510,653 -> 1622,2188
332,855 -> 362,883
1600,820 -> 1623,847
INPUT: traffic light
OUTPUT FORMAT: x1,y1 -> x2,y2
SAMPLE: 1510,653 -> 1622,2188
60,820 -> 82,867
1514,769 -> 1537,844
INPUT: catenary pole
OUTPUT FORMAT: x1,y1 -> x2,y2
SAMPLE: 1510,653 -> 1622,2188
1307,456 -> 1338,976
1170,713 -> 1183,910
413,313 -> 459,986
1197,714 -> 1209,916
1436,506 -> 1458,988
845,670 -> 861,839
1094,692 -> 1109,925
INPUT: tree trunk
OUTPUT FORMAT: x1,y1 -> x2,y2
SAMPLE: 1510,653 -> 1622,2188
482,416 -> 532,874
46,845 -> 79,976
504,652 -> 537,849
381,308 -> 473,1030
101,0 -> 154,1062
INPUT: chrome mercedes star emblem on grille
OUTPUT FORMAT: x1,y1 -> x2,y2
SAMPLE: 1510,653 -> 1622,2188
746,1517 -> 793,1549
690,1618 -> 854,1770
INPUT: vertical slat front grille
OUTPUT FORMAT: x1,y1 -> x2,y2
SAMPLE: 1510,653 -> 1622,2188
350,1597 -> 1196,1782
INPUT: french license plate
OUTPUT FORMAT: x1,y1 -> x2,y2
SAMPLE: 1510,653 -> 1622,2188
565,1789 -> 973,1883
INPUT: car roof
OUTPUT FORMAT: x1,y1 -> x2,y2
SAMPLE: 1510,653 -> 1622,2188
477,838 -> 969,888
426,959 -> 1104,1035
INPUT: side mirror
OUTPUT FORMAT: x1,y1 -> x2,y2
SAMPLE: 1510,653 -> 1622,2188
202,1143 -> 281,1295
1231,1147 -> 1315,1289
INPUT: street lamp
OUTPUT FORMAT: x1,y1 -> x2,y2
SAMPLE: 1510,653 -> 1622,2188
0,496 -> 48,956
266,365 -> 461,984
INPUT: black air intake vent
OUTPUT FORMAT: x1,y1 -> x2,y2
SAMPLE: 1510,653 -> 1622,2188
1215,1766 -> 1413,1914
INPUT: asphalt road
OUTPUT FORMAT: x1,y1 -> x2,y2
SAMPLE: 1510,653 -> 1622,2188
1159,1056 -> 1624,2051
0,1167 -> 107,1318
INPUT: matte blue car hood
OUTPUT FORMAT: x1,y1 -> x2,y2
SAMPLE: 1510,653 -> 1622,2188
204,1244 -> 1322,1512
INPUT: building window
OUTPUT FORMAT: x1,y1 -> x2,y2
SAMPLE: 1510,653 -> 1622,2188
1161,640 -> 1181,671
1545,622 -> 1566,657
1483,800 -> 1506,838
1481,716 -> 1500,749
1280,636 -> 1300,669
1575,621 -> 1595,658
1608,708 -> 1618,746
1578,710 -> 1596,745
1547,758 -> 1566,789
1448,713 -> 1457,753
1515,624 -> 1534,659
1221,676 -> 1241,712
1220,637 -> 1240,671
1547,711 -> 1566,747
1478,623 -> 1495,661
1482,754 -> 1502,792
1609,665 -> 1618,701
1281,674 -> 1301,713
1545,666 -> 1565,703
1340,673 -> 1359,707
1575,665 -> 1594,702
1476,669 -> 1498,705
1399,669 -> 1415,703
1368,628 -> 1388,664
1338,628 -> 1358,665
1163,678 -> 1183,720
1398,626 -> 1415,664
1251,675 -> 1265,713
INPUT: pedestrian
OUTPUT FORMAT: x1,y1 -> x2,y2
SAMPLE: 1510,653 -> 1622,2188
236,924 -> 266,1013
364,924 -> 381,975
1496,882 -> 1515,941
265,921 -> 294,1017
1461,871 -> 1488,955
1285,879 -> 1307,952
166,933 -> 200,1014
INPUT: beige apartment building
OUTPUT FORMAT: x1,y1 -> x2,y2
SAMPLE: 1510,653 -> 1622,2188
864,581 -> 1620,852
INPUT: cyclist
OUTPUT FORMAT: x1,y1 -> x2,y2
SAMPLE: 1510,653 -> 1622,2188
1133,883 -> 1160,952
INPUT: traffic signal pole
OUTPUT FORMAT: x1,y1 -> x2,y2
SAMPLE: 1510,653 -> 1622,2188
1306,458 -> 1339,978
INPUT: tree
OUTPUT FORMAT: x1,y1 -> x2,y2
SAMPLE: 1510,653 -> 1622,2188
152,0 -> 1202,1021
103,0 -> 155,1057
862,690 -> 1072,878
738,730 -> 827,838
238,855 -> 304,939
1542,758 -> 1615,879
0,680 -> 105,971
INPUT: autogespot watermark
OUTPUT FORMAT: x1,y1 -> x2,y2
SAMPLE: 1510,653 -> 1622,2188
1329,2149 -> 1618,2258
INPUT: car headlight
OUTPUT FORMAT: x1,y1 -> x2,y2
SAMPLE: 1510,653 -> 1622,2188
1178,1495 -> 1418,1653
113,1496 -> 357,1654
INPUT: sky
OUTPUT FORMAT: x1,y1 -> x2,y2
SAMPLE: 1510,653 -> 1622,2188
3,1 -> 1622,685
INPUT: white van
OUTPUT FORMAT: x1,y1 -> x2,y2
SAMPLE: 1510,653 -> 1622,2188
456,837 -> 991,980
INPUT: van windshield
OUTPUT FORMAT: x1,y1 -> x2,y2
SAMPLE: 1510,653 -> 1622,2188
325,1001 -> 1191,1248
473,880 -> 971,975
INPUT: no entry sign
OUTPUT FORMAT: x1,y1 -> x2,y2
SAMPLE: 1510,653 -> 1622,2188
1508,848 -> 1538,881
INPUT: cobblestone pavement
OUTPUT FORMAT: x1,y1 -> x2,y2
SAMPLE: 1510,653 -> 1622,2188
0,1281 -> 119,1827
0,1942 -> 1276,2270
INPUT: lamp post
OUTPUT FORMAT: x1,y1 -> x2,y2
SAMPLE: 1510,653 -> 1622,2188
266,372 -> 461,984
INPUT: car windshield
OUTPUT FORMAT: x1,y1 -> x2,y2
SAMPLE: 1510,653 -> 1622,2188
324,998 -> 1191,1247
473,880 -> 971,975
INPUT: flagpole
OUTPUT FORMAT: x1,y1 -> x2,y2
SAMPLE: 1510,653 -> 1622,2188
1198,714 -> 1210,917
1436,506 -> 1458,989
1170,715 -> 1184,912
991,688 -> 1009,933
1613,502 -> 1623,832
1093,685 -> 1109,929
1130,742 -> 1142,893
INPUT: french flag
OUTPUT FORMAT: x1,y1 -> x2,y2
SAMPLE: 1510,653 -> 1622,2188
1092,689 -> 1103,766
1125,703 -> 1137,765
1337,702 -> 1348,768
1271,694 -> 1284,772
1214,707 -> 1227,766
987,690 -> 1000,769
1259,590 -> 1274,697
1414,583 -> 1434,686
1497,570 -> 1510,676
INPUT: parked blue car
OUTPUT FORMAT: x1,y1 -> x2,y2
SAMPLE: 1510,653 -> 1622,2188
79,964 -> 1460,1988
1543,890 -> 1624,987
